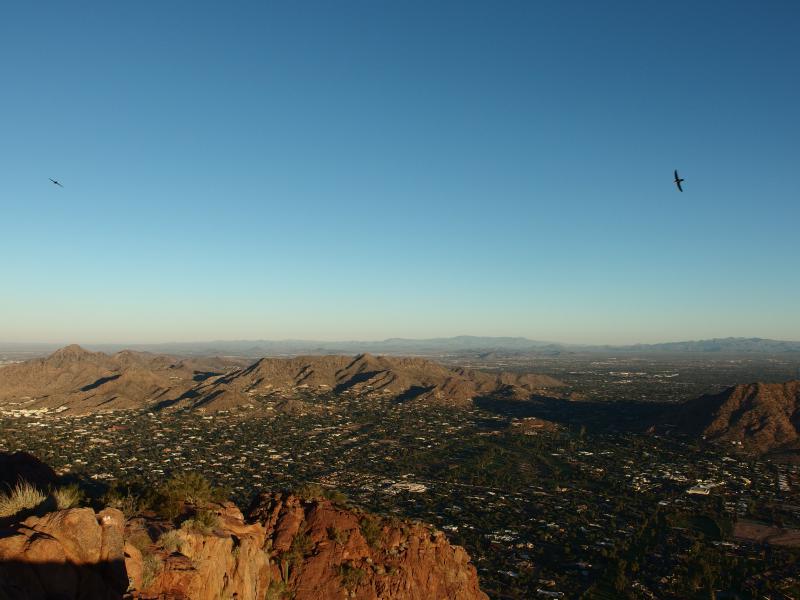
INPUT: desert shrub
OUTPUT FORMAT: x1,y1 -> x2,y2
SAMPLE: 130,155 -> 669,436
141,552 -> 162,589
195,508 -> 220,530
115,493 -> 146,518
102,494 -> 143,519
293,483 -> 348,505
293,483 -> 324,500
359,516 -> 382,548
158,529 -> 183,554
324,489 -> 349,505
0,480 -> 47,518
155,494 -> 184,521
277,527 -> 313,572
327,525 -> 350,545
265,580 -> 292,600
288,529 -> 313,563
210,483 -> 232,503
52,484 -> 83,510
103,474 -> 226,522
180,509 -> 219,534
161,472 -> 212,505
102,478 -> 156,517
153,472 -> 229,520
337,563 -> 365,590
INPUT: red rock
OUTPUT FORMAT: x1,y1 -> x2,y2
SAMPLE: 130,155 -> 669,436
0,492 -> 487,600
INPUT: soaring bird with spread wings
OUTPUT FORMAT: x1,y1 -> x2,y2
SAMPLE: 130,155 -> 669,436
673,170 -> 684,192
49,178 -> 64,188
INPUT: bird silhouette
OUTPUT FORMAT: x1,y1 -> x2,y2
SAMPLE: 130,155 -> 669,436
673,170 -> 684,192
49,178 -> 64,188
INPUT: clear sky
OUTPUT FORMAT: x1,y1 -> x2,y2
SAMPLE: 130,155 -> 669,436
1,1 -> 798,345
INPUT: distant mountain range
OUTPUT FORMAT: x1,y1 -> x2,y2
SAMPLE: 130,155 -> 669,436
135,336 -> 800,356
0,345 -> 564,415
616,338 -> 800,354
4,336 -> 797,358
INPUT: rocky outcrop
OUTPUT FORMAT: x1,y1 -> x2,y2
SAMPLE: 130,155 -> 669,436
248,492 -> 488,600
0,495 -> 487,600
672,380 -> 800,453
0,507 -> 127,600
125,503 -> 272,600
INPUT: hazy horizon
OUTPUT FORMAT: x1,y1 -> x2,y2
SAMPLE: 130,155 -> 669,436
2,1 -> 798,344
2,333 -> 800,349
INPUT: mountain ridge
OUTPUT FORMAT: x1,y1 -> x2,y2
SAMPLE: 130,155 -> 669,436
671,380 -> 800,453
0,346 -> 564,415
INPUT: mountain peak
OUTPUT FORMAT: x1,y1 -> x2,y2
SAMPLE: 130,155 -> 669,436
674,380 -> 800,453
48,344 -> 93,360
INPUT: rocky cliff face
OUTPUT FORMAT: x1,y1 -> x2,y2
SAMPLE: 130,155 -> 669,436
247,492 -> 487,600
0,490 -> 487,600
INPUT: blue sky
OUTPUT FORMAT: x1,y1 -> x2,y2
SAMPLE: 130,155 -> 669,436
1,1 -> 798,344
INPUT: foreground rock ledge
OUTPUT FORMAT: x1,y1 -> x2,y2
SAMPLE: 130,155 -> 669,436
0,494 -> 488,600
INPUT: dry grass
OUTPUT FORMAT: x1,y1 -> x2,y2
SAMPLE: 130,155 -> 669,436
52,484 -> 83,510
158,529 -> 184,554
141,553 -> 162,589
0,480 -> 47,518
265,580 -> 292,600
180,509 -> 220,534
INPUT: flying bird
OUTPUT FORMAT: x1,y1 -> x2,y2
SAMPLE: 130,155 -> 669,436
673,170 -> 684,192
49,178 -> 64,188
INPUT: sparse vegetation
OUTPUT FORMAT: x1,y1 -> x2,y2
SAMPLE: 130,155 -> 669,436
158,529 -> 184,554
286,528 -> 313,564
148,472 -> 229,520
327,525 -> 350,545
52,484 -> 83,510
337,562 -> 365,590
102,478 -> 156,517
323,488 -> 349,505
0,480 -> 47,518
180,508 -> 220,534
265,580 -> 292,600
293,483 -> 348,505
129,528 -> 161,589
141,552 -> 162,590
359,516 -> 382,548
162,472 -> 213,504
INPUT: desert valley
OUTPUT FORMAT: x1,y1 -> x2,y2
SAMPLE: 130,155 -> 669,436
1,341 -> 799,599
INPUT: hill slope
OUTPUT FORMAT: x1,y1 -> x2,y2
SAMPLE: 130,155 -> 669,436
672,381 -> 800,453
0,345 -> 243,414
0,346 -> 564,414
